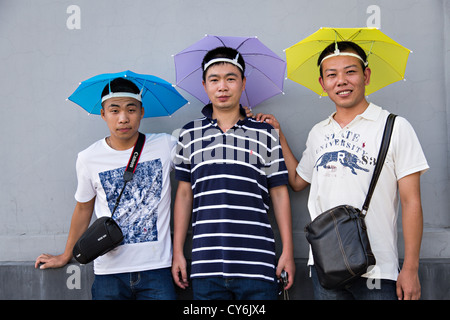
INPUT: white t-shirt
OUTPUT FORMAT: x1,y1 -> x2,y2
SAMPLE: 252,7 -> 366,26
75,133 -> 176,275
297,103 -> 429,281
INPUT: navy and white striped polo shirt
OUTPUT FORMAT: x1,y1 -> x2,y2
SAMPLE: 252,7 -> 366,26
175,104 -> 288,282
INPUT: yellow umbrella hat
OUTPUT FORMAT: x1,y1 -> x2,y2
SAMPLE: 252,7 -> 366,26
285,27 -> 412,96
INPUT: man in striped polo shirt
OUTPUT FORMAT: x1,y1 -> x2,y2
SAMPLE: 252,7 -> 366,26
171,47 -> 295,300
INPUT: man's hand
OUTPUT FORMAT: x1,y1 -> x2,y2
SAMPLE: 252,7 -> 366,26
243,106 -> 281,130
396,267 -> 421,300
276,252 -> 295,290
171,253 -> 189,289
35,253 -> 70,269
255,113 -> 281,131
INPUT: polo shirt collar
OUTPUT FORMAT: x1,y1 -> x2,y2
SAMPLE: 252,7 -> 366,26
323,102 -> 381,126
201,103 -> 248,126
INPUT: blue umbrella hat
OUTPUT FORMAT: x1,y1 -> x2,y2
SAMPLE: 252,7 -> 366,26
68,70 -> 188,118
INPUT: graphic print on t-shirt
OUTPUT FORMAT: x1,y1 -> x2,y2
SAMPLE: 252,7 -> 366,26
314,150 -> 369,175
312,128 -> 379,177
99,159 -> 162,244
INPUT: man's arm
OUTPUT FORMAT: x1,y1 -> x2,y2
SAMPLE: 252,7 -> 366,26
278,129 -> 310,192
270,184 -> 295,290
35,198 -> 95,269
171,180 -> 193,289
396,172 -> 423,300
256,114 -> 309,192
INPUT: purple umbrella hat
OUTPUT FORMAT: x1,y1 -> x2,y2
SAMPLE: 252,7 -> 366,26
174,35 -> 286,108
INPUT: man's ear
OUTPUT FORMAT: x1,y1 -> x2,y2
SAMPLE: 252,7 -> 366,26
318,76 -> 326,92
364,67 -> 371,86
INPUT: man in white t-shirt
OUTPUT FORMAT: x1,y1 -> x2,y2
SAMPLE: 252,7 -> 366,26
35,77 -> 177,300
256,41 -> 428,300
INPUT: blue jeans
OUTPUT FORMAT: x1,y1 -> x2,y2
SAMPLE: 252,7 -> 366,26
310,266 -> 398,300
91,267 -> 177,300
192,277 -> 278,300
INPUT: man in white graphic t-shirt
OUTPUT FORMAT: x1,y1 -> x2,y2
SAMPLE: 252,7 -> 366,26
35,77 -> 177,300
255,41 -> 428,300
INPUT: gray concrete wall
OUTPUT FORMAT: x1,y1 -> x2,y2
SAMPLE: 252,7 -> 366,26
1,259 -> 448,300
0,0 -> 449,299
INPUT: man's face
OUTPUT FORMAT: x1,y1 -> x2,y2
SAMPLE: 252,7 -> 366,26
319,54 -> 371,110
202,63 -> 246,111
101,97 -> 144,142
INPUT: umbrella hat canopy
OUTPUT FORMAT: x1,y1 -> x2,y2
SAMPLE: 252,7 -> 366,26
174,35 -> 286,108
68,70 -> 188,118
285,28 -> 411,96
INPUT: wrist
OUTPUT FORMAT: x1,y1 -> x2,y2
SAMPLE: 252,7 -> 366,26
280,247 -> 294,260
173,246 -> 185,256
401,259 -> 419,273
61,251 -> 73,263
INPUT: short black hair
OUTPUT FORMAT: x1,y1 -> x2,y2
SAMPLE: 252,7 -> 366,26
318,41 -> 368,78
101,77 -> 140,99
202,46 -> 246,81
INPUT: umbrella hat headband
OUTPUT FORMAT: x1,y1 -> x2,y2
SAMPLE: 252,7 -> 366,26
203,53 -> 243,72
101,77 -> 144,103
320,49 -> 368,67
319,38 -> 370,67
101,91 -> 142,103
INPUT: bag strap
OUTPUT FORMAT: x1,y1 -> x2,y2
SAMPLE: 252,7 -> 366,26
111,132 -> 146,216
361,114 -> 396,216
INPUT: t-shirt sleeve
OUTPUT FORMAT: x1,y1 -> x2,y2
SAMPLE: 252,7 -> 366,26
296,130 -> 315,184
167,133 -> 178,171
391,116 -> 429,180
74,153 -> 96,203
265,127 -> 288,189
174,127 -> 192,182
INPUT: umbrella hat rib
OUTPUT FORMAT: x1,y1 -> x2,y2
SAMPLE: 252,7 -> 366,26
141,85 -> 171,116
246,60 -> 285,89
243,52 -> 285,61
176,66 -> 202,86
211,35 -> 227,46
235,37 -> 253,51
69,79 -> 110,114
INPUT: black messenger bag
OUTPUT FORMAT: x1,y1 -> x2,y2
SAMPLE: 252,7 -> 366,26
73,133 -> 145,264
305,114 -> 396,289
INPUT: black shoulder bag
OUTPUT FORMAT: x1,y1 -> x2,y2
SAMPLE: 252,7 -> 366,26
305,114 -> 396,289
73,133 -> 146,264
